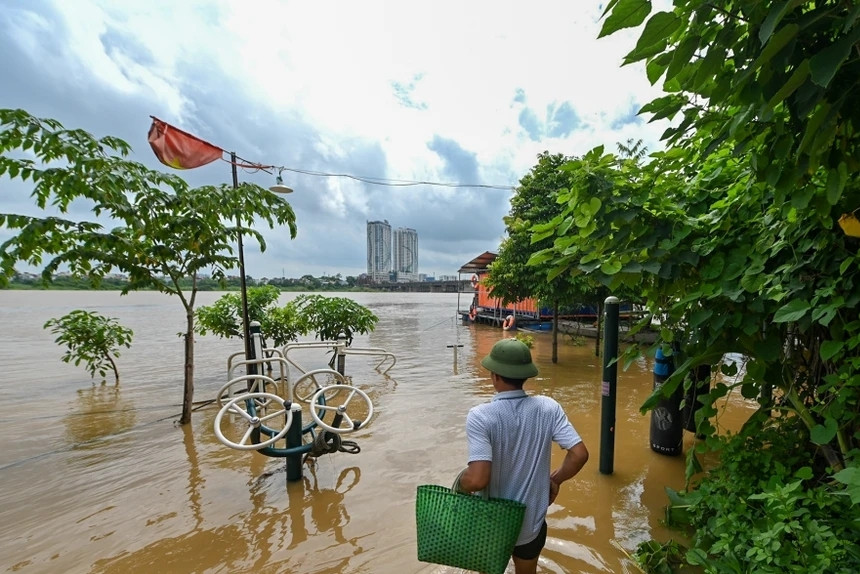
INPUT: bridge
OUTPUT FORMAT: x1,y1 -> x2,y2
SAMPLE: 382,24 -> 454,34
370,279 -> 475,293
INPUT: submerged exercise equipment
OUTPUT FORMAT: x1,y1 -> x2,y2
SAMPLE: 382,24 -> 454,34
213,322 -> 396,482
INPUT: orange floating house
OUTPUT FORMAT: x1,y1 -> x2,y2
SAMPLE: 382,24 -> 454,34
457,252 -> 547,329
457,251 -> 601,330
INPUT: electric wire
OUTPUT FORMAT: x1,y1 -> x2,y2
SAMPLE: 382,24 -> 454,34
153,115 -> 516,190
225,155 -> 515,190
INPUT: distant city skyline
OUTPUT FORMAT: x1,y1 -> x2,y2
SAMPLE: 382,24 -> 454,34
1,2 -> 671,283
367,220 -> 422,282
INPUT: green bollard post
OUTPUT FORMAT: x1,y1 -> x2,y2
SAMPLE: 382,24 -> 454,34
336,333 -> 347,376
599,296 -> 619,475
286,403 -> 303,482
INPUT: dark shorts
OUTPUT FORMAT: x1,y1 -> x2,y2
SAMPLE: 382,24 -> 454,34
512,520 -> 547,560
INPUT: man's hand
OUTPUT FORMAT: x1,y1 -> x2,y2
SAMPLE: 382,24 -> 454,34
458,461 -> 491,493
549,479 -> 560,504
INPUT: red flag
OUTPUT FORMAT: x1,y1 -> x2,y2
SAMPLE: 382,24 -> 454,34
147,117 -> 224,169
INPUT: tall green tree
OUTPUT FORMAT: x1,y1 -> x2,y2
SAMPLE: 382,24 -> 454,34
594,0 -> 860,467
486,152 -> 601,362
525,1 -> 860,570
0,109 -> 298,424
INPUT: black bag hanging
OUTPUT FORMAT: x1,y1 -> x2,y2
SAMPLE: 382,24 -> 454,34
649,347 -> 683,456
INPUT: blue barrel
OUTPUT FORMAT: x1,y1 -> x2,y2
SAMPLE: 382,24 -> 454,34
649,348 -> 683,456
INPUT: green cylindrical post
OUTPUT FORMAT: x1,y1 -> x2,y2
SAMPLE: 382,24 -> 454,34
336,333 -> 347,376
286,403 -> 303,482
599,296 -> 619,475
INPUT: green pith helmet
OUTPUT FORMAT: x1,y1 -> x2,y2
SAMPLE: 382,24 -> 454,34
480,338 -> 539,379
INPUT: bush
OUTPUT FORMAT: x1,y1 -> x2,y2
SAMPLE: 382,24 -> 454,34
653,420 -> 860,574
195,287 -> 378,347
44,310 -> 133,384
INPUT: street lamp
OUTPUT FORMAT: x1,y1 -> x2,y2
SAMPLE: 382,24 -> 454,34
231,154 -> 293,368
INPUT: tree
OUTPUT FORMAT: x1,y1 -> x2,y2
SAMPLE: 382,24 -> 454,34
485,152 -> 603,362
44,310 -> 133,385
616,137 -> 647,162
524,1 -> 860,569
195,284 -> 303,346
594,0 -> 860,468
196,288 -> 379,347
0,109 -> 298,424
291,294 -> 378,345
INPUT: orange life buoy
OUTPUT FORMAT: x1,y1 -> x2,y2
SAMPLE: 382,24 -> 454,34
470,274 -> 479,289
469,307 -> 477,321
502,315 -> 516,330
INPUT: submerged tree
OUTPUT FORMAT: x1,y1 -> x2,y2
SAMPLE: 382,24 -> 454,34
196,287 -> 379,347
44,310 -> 133,385
0,109 -> 298,424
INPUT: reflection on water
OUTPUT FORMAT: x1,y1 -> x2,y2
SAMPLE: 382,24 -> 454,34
0,291 -> 757,573
63,386 -> 136,444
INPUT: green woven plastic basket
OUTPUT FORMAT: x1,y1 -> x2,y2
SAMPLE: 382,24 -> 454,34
415,476 -> 526,574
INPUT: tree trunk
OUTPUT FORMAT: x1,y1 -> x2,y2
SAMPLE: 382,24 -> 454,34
179,307 -> 195,425
107,354 -> 120,386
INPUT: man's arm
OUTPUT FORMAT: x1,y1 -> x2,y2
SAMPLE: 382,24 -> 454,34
549,442 -> 589,503
458,460 -> 491,493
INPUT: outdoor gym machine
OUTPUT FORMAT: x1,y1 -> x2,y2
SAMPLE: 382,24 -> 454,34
213,323 -> 394,482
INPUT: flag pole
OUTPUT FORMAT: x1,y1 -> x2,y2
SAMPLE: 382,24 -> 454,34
232,152 -> 255,370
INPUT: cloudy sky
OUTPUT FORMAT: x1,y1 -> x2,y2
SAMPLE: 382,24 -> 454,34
1,0 -> 669,280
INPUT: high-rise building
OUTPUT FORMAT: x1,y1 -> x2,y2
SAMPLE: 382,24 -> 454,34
366,220 -> 392,283
393,227 -> 418,282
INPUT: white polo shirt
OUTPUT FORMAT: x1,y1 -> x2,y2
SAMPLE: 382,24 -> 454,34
466,389 -> 582,546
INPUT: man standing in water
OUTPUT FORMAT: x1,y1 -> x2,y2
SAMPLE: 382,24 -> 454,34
458,338 -> 589,574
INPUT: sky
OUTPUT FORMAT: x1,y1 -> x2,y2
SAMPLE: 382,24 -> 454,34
0,0 -> 670,280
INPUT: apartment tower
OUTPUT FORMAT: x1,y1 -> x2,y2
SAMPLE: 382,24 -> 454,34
366,220 -> 392,283
393,227 -> 418,282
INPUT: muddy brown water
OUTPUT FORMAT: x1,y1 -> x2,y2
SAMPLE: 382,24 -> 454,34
0,291 -> 755,573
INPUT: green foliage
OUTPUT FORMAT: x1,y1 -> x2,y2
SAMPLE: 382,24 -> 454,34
634,539 -> 687,574
513,333 -> 534,348
564,333 -> 587,346
526,2 -> 860,570
44,310 -> 133,384
1,109 -> 299,424
4,272 -> 363,292
534,0 -> 860,471
196,288 -> 378,347
486,151 -> 602,311
289,294 -> 378,345
196,285 -> 303,346
516,0 -> 860,502
660,423 -> 860,574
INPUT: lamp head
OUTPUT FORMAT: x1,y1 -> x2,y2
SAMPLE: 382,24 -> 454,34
269,170 -> 293,194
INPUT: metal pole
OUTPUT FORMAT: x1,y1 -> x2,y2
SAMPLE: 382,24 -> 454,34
286,403 -> 303,481
232,152 -> 254,368
336,333 -> 347,375
599,296 -> 619,475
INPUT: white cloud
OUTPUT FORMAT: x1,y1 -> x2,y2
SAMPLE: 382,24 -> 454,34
1,0 -> 670,279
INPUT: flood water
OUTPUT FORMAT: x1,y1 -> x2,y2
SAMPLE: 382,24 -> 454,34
0,290 -> 755,574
